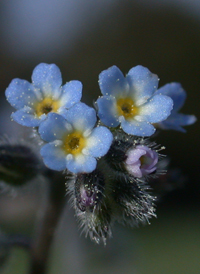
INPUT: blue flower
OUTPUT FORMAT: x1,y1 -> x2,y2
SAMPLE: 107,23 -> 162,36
5,63 -> 82,127
38,102 -> 113,173
96,65 -> 173,136
155,83 -> 197,132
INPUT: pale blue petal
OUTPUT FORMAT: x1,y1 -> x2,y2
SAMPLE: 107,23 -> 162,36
63,102 -> 96,132
40,143 -> 66,171
66,154 -> 97,173
12,107 -> 40,127
139,95 -> 173,123
60,80 -> 82,109
5,79 -> 37,110
85,126 -> 113,157
159,113 -> 197,132
57,108 -> 68,117
156,83 -> 186,112
127,65 -> 159,105
32,63 -> 62,97
96,96 -> 119,127
39,113 -> 69,142
98,66 -> 128,96
120,117 -> 156,136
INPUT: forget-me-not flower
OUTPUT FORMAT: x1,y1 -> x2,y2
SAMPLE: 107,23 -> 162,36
155,83 -> 197,132
38,102 -> 113,174
5,63 -> 82,127
96,65 -> 173,136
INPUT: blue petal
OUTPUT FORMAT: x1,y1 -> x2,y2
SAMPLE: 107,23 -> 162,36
98,66 -> 128,96
5,79 -> 37,110
159,113 -> 197,132
66,154 -> 97,173
31,63 -> 62,97
85,126 -> 113,157
40,143 -> 66,171
60,80 -> 82,109
12,107 -> 40,127
139,94 -> 173,123
96,96 -> 119,127
127,65 -> 159,105
39,113 -> 69,142
156,83 -> 186,112
63,102 -> 96,132
120,117 -> 156,136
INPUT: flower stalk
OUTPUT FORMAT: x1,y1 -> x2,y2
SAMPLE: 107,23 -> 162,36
29,171 -> 66,274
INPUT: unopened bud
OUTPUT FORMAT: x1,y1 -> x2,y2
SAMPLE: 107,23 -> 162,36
75,169 -> 105,212
125,145 -> 158,178
0,143 -> 43,186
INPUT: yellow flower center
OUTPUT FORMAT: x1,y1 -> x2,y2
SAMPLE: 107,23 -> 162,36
140,155 -> 146,165
140,155 -> 151,166
63,131 -> 86,156
35,97 -> 60,117
116,98 -> 138,119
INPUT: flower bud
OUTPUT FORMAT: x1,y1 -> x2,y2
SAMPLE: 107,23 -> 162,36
112,173 -> 156,225
125,145 -> 158,178
0,143 -> 43,186
75,169 -> 105,212
67,169 -> 113,244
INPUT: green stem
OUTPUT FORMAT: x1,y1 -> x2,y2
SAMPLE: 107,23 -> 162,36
29,171 -> 66,274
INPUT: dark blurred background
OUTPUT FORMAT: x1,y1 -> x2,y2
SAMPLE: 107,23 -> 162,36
0,0 -> 199,273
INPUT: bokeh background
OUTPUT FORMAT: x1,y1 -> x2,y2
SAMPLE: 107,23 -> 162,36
0,0 -> 199,273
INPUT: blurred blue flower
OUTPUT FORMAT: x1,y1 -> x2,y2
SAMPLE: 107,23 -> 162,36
38,102 -> 113,173
96,65 -> 173,136
155,83 -> 197,132
5,63 -> 82,127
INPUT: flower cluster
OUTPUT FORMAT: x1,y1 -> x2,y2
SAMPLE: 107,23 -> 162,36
6,64 -> 112,174
5,63 -> 196,244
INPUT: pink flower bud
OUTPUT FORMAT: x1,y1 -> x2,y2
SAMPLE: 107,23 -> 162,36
125,145 -> 158,178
